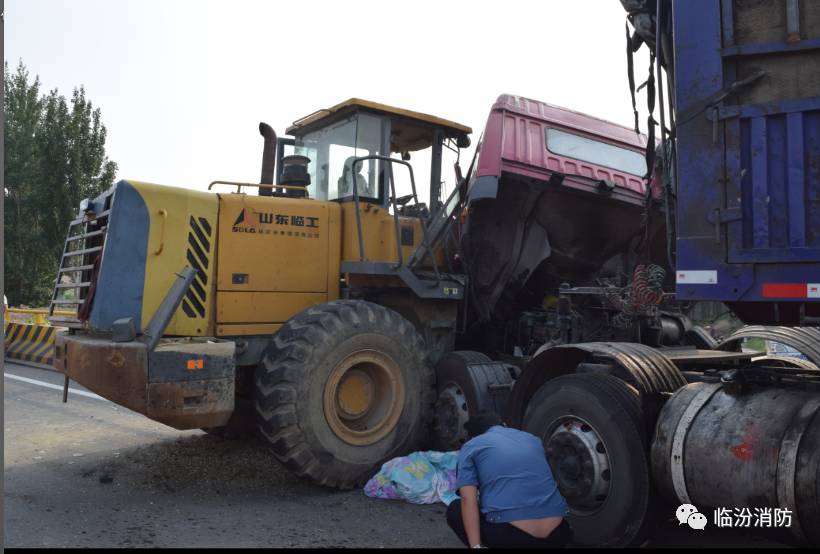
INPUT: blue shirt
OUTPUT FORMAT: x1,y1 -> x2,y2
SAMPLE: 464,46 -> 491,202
455,426 -> 567,523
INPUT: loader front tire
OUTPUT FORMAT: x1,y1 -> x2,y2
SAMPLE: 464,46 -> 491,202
254,300 -> 435,489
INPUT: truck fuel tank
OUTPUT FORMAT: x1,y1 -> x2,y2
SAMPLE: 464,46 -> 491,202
651,381 -> 820,546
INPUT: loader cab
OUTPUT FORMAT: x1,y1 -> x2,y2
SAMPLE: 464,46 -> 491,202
280,99 -> 472,215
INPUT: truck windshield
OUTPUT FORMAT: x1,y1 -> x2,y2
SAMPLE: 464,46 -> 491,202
294,112 -> 388,203
546,128 -> 646,177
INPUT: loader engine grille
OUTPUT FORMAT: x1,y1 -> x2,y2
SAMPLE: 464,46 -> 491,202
182,216 -> 213,319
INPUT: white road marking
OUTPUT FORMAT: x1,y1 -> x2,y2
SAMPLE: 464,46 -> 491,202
4,372 -> 107,402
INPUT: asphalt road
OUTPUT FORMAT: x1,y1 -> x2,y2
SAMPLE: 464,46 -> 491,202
3,361 -> 790,548
3,362 -> 460,548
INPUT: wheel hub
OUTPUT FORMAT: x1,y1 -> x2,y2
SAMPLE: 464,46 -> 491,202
324,350 -> 404,446
336,369 -> 375,420
433,383 -> 470,450
545,416 -> 611,513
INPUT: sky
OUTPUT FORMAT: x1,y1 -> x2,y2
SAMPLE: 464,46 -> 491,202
5,0 -> 657,202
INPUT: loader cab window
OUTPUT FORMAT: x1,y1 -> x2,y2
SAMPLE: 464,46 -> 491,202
293,112 -> 390,205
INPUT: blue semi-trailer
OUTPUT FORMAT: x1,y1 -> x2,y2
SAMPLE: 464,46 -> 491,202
671,0 -> 820,325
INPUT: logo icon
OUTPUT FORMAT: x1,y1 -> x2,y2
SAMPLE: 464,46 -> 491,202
688,512 -> 708,530
232,208 -> 259,232
676,503 -> 707,530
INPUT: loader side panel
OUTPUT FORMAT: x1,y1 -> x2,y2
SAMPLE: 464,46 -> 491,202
134,181 -> 219,336
87,180 -> 219,336
215,194 -> 341,336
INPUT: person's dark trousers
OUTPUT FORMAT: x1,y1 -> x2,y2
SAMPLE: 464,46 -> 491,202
446,499 -> 573,548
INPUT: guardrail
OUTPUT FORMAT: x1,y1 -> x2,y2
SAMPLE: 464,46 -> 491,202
3,307 -> 71,369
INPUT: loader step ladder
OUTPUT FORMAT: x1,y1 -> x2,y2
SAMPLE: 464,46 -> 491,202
341,155 -> 466,300
406,182 -> 464,273
48,191 -> 115,328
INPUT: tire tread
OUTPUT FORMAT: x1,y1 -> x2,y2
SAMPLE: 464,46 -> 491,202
254,300 -> 435,490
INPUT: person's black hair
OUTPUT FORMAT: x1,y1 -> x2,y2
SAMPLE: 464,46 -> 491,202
464,412 -> 503,437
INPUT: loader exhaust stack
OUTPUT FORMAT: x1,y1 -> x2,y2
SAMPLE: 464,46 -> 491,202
258,122 -> 277,196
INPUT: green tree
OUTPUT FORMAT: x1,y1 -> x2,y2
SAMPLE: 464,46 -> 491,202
4,60 -> 117,307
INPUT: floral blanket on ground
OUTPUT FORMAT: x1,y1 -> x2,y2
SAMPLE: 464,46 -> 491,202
364,450 -> 459,505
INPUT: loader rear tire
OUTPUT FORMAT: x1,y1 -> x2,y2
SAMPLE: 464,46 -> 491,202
254,300 -> 435,489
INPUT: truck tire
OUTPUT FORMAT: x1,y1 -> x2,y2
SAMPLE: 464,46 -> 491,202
254,300 -> 435,489
433,351 -> 515,450
522,373 -> 652,547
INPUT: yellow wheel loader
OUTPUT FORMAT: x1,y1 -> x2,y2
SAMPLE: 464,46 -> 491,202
50,99 -> 473,488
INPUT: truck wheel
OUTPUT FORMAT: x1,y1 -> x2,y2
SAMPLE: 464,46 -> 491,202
522,373 -> 652,547
254,300 -> 435,489
433,351 -> 515,451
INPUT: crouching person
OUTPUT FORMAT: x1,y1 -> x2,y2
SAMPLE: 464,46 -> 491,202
446,414 -> 573,549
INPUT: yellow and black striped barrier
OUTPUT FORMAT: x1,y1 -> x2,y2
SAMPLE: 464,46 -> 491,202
4,322 -> 59,366
3,308 -> 71,369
